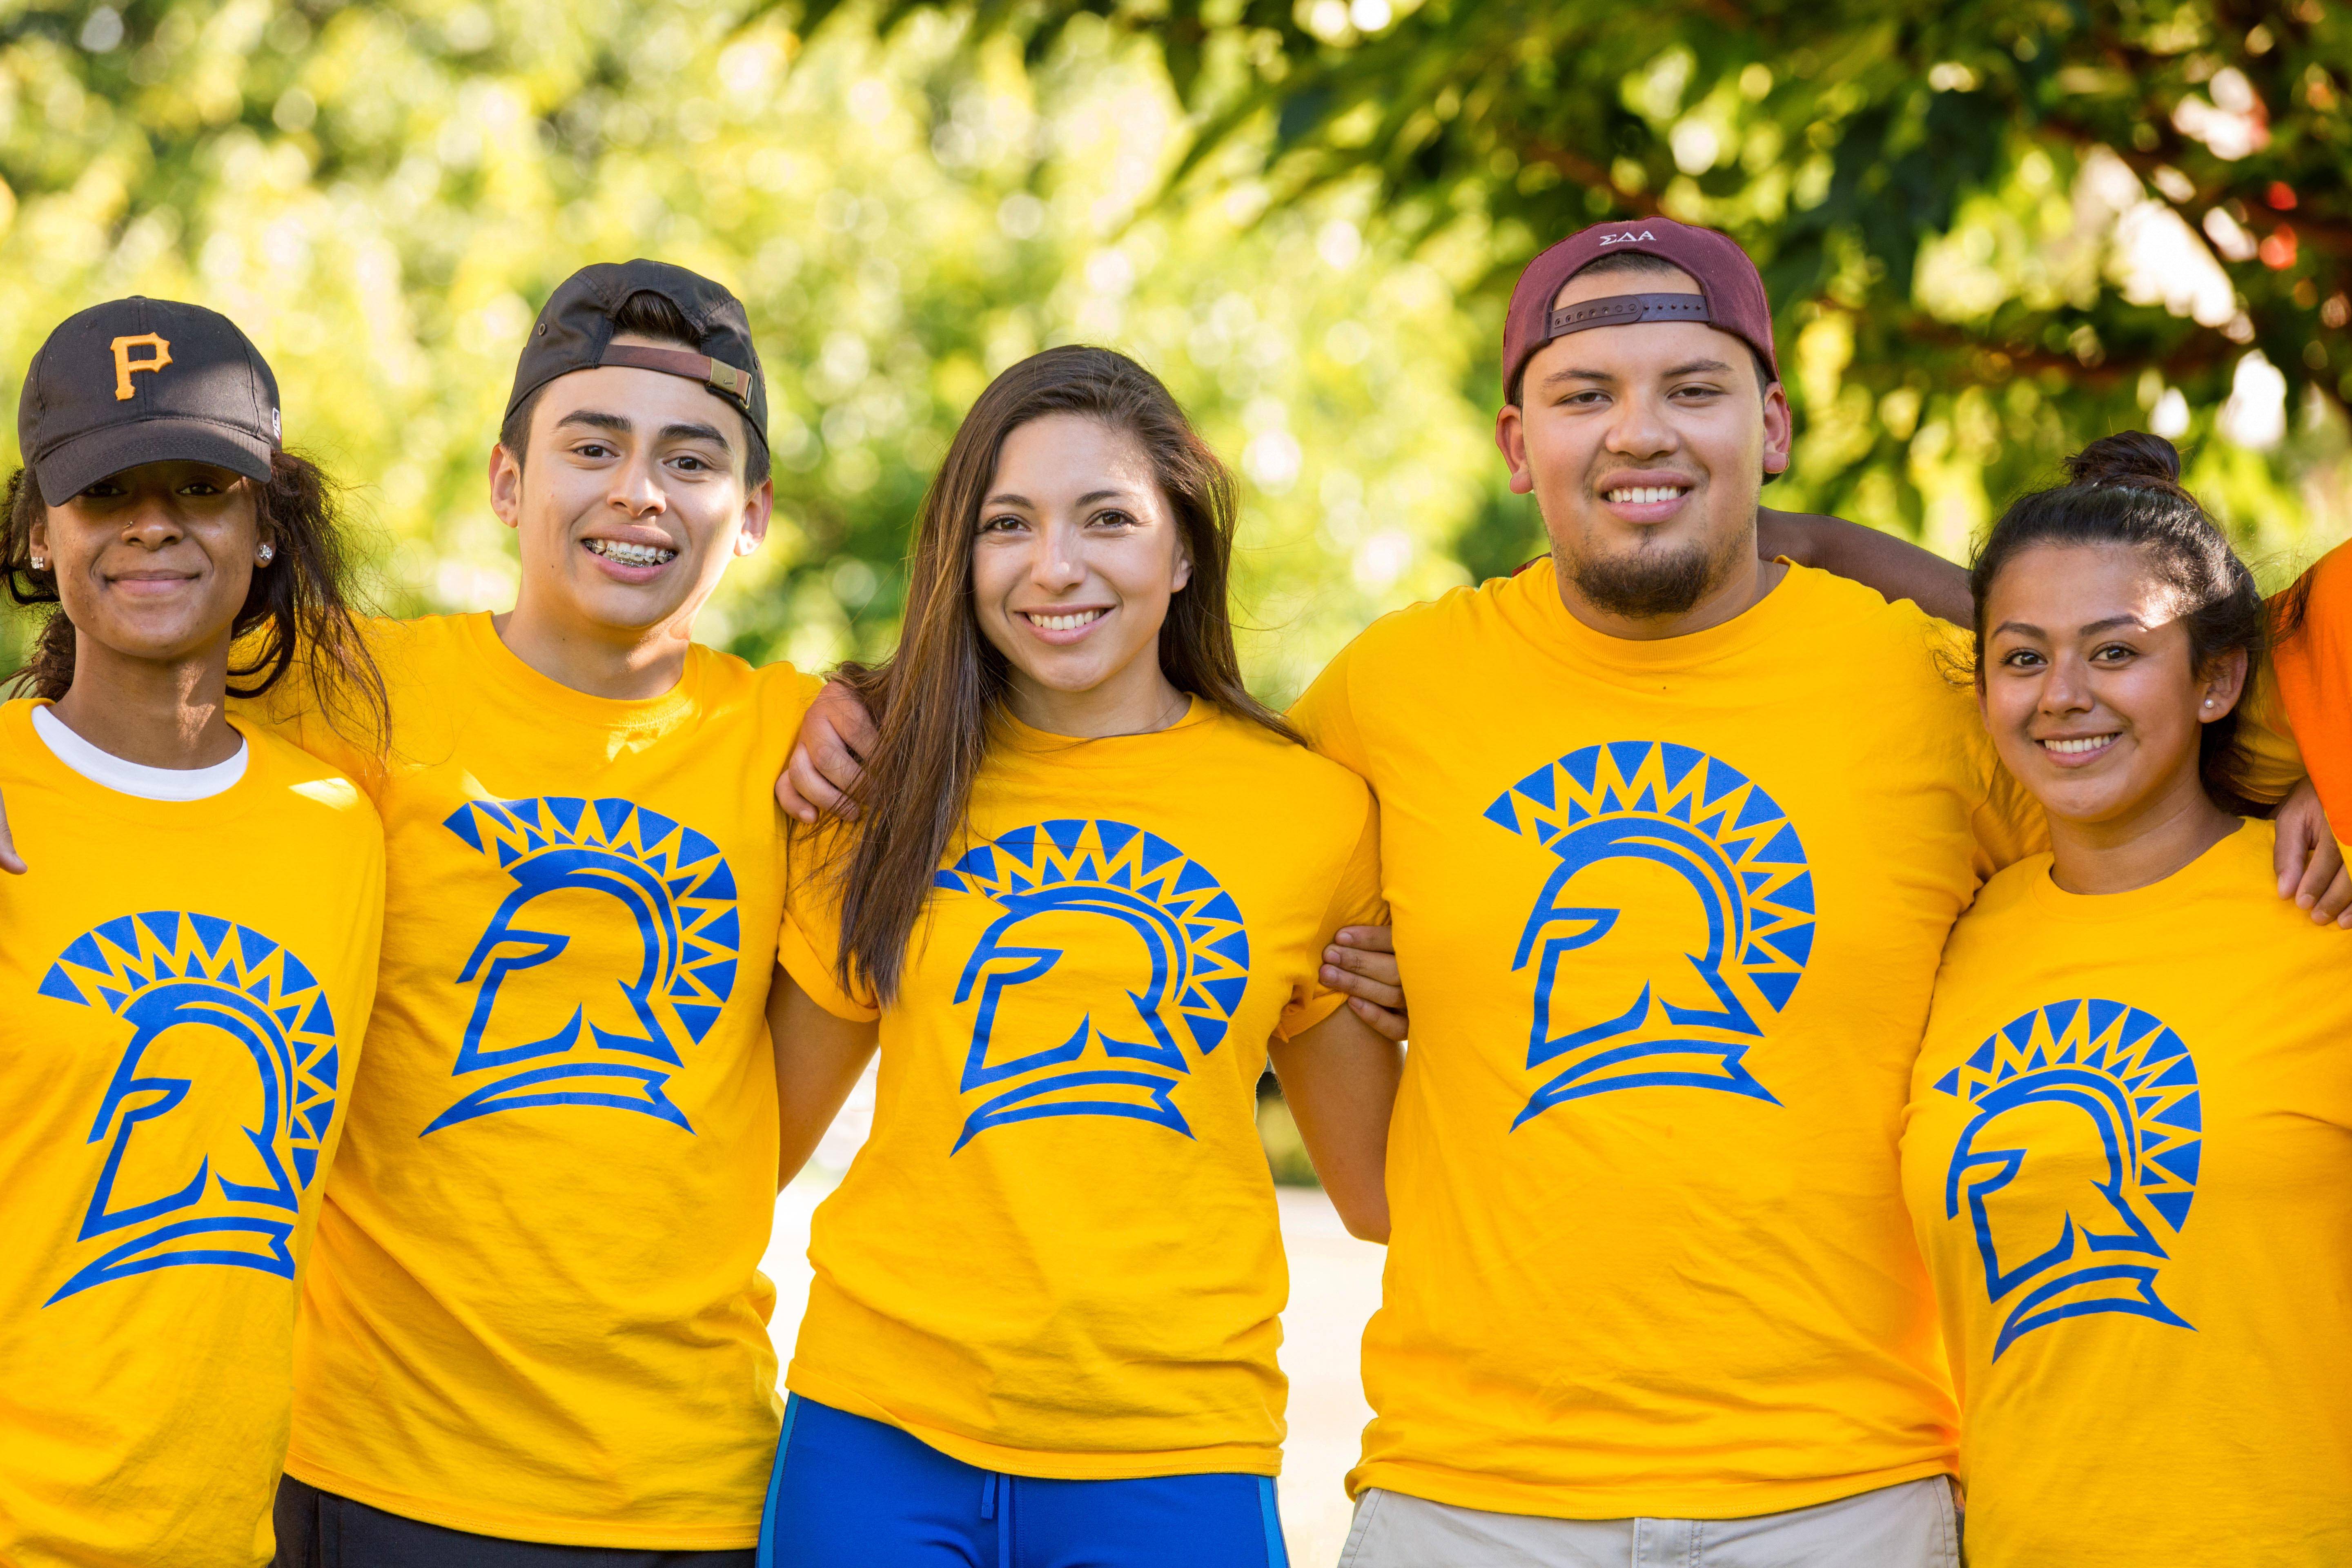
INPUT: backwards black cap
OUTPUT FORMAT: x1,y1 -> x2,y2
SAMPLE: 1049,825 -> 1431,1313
506,260 -> 768,460
18,297 -> 281,506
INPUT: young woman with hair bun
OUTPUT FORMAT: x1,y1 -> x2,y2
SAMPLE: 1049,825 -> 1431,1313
1899,431 -> 2352,1566
759,345 -> 1401,1566
0,298 -> 386,1566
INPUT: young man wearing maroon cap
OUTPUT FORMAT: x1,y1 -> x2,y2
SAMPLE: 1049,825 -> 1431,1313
6,262 -> 853,1564
1270,215 -> 2010,1563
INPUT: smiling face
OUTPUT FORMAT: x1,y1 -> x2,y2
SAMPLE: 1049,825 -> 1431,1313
1498,264 -> 1791,624
491,334 -> 772,645
969,412 -> 1192,722
1979,542 -> 2247,830
31,460 -> 264,667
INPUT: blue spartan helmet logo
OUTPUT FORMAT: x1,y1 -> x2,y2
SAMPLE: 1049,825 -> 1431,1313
935,820 -> 1250,1153
428,797 -> 741,1135
1938,999 -> 2203,1359
37,912 -> 340,1306
1485,742 -> 1814,1127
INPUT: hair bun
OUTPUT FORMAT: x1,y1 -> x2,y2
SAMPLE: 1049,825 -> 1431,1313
2063,430 -> 2183,490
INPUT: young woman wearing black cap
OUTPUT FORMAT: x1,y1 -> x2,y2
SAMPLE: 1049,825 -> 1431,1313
0,298 -> 388,1568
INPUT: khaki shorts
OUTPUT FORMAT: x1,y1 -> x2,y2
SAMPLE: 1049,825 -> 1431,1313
1337,1476 -> 1960,1568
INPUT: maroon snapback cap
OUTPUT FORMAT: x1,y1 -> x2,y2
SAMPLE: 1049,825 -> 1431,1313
1500,216 -> 1779,403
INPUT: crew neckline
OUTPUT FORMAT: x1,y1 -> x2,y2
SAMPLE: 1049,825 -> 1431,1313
460,610 -> 701,727
1508,553 -> 1818,674
30,703 -> 248,800
2021,817 -> 2263,924
996,695 -> 1216,759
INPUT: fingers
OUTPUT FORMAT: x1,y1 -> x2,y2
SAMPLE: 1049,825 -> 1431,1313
827,685 -> 880,754
2275,781 -> 2326,899
2319,866 -> 2352,929
1322,943 -> 1401,1007
1332,924 -> 1395,954
1347,996 -> 1410,1043
0,789 -> 21,875
778,745 -> 854,826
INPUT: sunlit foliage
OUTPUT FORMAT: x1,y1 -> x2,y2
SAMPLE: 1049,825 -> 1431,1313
0,0 -> 1492,697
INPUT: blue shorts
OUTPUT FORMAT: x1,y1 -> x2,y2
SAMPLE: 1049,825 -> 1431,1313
757,1396 -> 1290,1568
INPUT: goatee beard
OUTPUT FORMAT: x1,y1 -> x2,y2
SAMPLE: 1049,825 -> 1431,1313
1569,539 -> 1723,619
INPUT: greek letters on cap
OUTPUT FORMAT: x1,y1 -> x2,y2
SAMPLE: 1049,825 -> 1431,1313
109,333 -> 171,400
1597,230 -> 1658,245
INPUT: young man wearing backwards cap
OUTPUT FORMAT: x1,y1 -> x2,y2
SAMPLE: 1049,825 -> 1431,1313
254,260 -> 844,1565
35,261 -> 839,1565
1296,216 -> 2352,1562
1287,217 -> 2024,1563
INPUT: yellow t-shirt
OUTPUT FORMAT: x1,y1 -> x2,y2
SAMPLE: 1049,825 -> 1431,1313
0,701 -> 383,1568
245,614 -> 818,1549
1291,559 -> 2045,1520
1902,819 -> 2352,1566
779,701 -> 1383,1479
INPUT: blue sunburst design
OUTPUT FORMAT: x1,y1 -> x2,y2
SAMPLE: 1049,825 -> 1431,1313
39,912 -> 340,1305
1938,998 -> 2202,1358
933,819 -> 1250,1151
428,796 -> 741,1134
1486,740 -> 1814,1126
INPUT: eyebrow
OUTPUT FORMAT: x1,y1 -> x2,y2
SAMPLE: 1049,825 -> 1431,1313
982,488 -> 1135,509
1538,358 -> 1734,390
660,420 -> 731,450
1991,615 -> 2150,639
554,410 -> 733,450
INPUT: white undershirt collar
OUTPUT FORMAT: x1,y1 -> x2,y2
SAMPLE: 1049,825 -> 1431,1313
31,704 -> 249,802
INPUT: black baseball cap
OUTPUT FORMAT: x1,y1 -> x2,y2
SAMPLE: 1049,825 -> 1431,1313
18,297 -> 282,506
504,260 -> 768,460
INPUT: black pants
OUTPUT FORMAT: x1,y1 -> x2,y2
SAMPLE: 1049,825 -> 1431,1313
272,1475 -> 758,1568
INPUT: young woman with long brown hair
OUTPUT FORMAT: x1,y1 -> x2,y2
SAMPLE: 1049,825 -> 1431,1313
0,297 -> 386,1567
760,346 -> 1399,1566
1901,432 -> 2352,1566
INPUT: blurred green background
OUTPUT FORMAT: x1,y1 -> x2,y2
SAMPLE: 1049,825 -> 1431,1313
4,0 -> 2350,697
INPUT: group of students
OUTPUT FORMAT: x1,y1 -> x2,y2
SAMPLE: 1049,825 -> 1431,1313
1,215 -> 2347,1568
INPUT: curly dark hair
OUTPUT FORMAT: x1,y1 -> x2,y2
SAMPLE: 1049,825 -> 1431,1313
1968,430 -> 2268,816
2,451 -> 388,750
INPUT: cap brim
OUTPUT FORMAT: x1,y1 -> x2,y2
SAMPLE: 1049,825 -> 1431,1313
32,419 -> 274,506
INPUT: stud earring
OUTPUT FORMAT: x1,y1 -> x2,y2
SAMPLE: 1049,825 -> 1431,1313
2203,698 -> 2214,708
257,543 -> 275,565
29,554 -> 46,571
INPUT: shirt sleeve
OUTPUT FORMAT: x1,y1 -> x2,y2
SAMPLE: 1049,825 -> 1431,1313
778,823 -> 881,1023
1967,733 -> 2052,874
226,619 -> 395,804
1286,639 -> 1374,783
1274,786 -> 1387,1042
2235,659 -> 2307,806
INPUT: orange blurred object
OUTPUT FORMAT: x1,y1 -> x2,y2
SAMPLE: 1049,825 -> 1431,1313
2274,538 -> 2352,839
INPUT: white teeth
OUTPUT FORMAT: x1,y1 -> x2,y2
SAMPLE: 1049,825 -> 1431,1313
2041,735 -> 2118,755
587,539 -> 677,567
1606,485 -> 1689,505
1026,610 -> 1105,632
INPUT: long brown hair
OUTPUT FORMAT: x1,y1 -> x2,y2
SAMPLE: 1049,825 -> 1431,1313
833,344 -> 1296,1004
2,451 -> 388,749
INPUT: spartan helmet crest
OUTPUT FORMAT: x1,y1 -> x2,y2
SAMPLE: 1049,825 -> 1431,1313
934,819 -> 1250,1153
38,911 -> 340,1306
1485,742 -> 1814,1127
1939,999 -> 2203,1359
430,797 -> 741,1134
